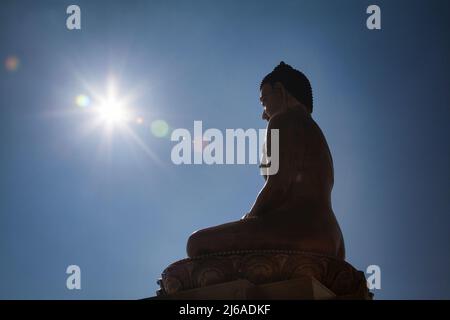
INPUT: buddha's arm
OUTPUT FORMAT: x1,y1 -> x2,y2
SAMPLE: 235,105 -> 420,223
246,113 -> 306,218
247,175 -> 288,218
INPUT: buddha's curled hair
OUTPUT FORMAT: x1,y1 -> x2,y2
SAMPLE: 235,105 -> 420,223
260,61 -> 313,113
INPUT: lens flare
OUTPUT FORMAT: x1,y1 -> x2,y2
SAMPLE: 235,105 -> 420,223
136,117 -> 144,124
75,94 -> 91,108
150,120 -> 169,137
193,137 -> 209,153
5,56 -> 19,72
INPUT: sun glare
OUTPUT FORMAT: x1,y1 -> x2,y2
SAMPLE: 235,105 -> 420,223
73,74 -> 163,163
97,99 -> 129,124
93,78 -> 130,126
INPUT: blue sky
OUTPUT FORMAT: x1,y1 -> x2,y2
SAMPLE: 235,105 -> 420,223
0,0 -> 449,299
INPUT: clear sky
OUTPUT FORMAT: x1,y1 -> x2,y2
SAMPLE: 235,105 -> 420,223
0,0 -> 449,299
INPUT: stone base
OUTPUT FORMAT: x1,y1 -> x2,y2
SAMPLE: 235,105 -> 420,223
155,251 -> 372,300
154,276 -> 336,300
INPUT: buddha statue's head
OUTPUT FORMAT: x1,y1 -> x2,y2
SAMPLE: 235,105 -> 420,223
260,61 -> 313,120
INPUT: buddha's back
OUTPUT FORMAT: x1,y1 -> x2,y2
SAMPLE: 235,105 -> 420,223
266,110 -> 345,259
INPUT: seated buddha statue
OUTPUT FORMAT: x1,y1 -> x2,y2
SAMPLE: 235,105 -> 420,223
187,61 -> 345,260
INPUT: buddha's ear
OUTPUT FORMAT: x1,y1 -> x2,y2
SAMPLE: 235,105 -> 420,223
273,82 -> 289,103
273,81 -> 285,93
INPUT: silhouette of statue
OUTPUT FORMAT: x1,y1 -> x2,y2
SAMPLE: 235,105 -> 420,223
155,62 -> 371,299
187,62 -> 345,260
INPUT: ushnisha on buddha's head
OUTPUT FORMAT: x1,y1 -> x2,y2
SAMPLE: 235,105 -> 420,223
259,61 -> 313,120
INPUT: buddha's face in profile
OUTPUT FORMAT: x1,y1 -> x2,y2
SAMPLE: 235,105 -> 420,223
260,82 -> 309,121
260,83 -> 285,120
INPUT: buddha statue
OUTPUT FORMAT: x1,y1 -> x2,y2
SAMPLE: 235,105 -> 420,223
154,62 -> 373,300
186,61 -> 345,260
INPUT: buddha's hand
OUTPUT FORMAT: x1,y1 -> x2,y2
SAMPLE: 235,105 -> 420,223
241,211 -> 257,220
240,212 -> 250,220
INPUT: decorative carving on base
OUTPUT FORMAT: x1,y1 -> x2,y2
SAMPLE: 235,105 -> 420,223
157,250 -> 372,299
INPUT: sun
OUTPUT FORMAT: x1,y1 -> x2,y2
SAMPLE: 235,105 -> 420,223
97,99 -> 129,124
73,74 -> 163,163
93,78 -> 130,126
